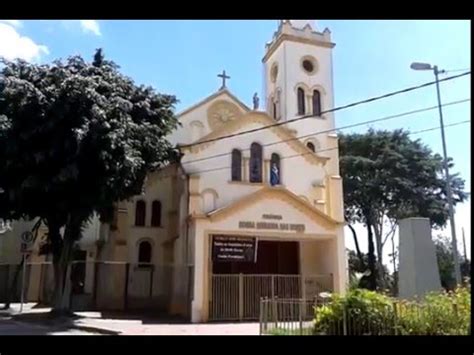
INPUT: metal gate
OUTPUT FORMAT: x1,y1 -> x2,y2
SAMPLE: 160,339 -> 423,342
209,274 -> 333,321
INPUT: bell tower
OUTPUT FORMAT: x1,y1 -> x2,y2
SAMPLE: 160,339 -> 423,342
263,20 -> 336,139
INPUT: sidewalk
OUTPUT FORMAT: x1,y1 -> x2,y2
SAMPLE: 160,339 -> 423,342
0,303 -> 260,335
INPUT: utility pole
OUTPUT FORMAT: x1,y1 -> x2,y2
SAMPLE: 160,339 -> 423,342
411,62 -> 462,285
433,65 -> 462,285
462,227 -> 468,261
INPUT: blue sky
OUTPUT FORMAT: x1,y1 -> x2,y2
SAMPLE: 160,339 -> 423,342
0,19 -> 470,263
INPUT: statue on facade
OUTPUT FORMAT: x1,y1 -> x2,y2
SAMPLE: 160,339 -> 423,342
253,93 -> 259,110
270,162 -> 280,186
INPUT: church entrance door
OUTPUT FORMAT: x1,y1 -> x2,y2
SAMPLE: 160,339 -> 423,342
209,237 -> 301,321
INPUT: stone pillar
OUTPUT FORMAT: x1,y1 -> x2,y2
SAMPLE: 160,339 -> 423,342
242,158 -> 248,182
329,175 -> 343,222
191,224 -> 208,323
188,175 -> 202,215
398,218 -> 442,299
264,159 -> 270,183
334,227 -> 347,295
84,250 -> 95,294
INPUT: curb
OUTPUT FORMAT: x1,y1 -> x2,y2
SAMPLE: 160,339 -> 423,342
71,324 -> 122,335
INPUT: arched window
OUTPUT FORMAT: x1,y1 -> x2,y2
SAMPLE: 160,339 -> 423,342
306,142 -> 315,152
135,200 -> 146,226
272,101 -> 277,119
249,143 -> 263,183
138,240 -> 152,265
231,149 -> 242,181
151,200 -> 161,227
312,90 -> 321,116
297,87 -> 305,115
270,153 -> 281,185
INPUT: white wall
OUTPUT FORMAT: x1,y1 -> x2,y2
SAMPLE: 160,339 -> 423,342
169,92 -> 248,147
182,119 -> 328,212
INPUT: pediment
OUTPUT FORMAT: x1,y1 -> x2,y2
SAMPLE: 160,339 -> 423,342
198,187 -> 343,236
177,89 -> 250,119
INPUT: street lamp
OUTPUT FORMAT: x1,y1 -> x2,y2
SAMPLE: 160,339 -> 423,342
410,61 -> 462,285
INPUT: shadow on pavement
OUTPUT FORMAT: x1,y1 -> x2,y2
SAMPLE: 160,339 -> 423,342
98,311 -> 189,325
7,312 -> 121,335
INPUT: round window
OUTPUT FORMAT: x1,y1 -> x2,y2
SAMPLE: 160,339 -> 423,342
301,56 -> 318,75
303,60 -> 314,73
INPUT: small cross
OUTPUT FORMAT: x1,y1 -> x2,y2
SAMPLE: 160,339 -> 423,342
217,70 -> 230,90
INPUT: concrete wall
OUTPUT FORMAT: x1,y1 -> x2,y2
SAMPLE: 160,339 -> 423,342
300,241 -> 319,275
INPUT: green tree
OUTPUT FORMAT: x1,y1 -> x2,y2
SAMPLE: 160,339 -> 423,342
339,129 -> 468,290
0,50 -> 179,313
347,249 -> 394,293
434,235 -> 471,290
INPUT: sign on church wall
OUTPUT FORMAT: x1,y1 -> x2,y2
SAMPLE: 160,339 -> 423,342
212,235 -> 257,263
238,214 -> 305,233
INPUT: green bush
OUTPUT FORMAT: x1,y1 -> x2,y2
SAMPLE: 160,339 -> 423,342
396,287 -> 471,335
313,289 -> 395,335
313,287 -> 471,335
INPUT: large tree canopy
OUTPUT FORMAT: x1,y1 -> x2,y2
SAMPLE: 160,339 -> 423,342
0,51 -> 179,222
339,129 -> 468,290
0,49 -> 179,312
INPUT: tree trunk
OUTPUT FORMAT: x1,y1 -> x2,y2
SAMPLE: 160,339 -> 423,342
347,222 -> 365,268
366,217 -> 377,291
48,219 -> 63,311
373,223 -> 386,290
374,232 -> 385,288
51,233 -> 74,315
51,215 -> 83,316
391,233 -> 398,295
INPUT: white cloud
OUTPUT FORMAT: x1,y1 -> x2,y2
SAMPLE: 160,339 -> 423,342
0,23 -> 49,62
79,20 -> 101,36
0,20 -> 22,28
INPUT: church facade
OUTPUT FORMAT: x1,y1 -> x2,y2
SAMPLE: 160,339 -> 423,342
17,20 -> 347,323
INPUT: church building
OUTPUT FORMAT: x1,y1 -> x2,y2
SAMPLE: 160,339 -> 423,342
18,19 -> 347,323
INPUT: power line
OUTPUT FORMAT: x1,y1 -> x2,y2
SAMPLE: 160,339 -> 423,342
279,119 -> 471,164
181,98 -> 470,166
188,119 -> 471,176
409,120 -> 470,134
180,71 -> 470,149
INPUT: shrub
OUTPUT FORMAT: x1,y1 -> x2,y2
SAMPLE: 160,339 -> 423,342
313,289 -> 395,335
396,287 -> 471,335
313,287 -> 471,335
